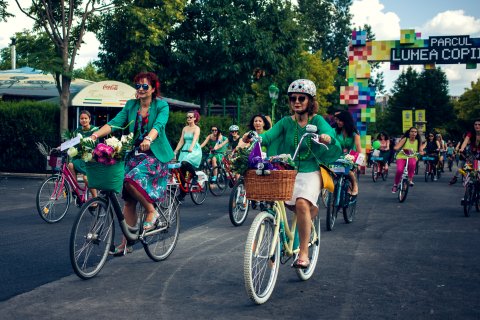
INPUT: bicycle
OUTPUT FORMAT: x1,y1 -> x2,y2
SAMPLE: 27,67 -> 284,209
173,152 -> 209,205
243,126 -> 325,304
200,149 -> 229,196
371,154 -> 388,182
69,162 -> 181,279
423,155 -> 437,182
397,150 -> 419,203
325,158 -> 357,231
36,150 -> 90,223
460,159 -> 480,217
228,176 -> 250,226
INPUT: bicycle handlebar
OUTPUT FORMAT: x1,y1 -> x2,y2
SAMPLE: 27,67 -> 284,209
292,132 -> 329,161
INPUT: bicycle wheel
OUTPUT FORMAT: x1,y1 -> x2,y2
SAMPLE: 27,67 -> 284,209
325,187 -> 339,231
228,179 -> 250,226
343,194 -> 357,223
436,167 -> 441,180
36,174 -> 71,223
424,165 -> 429,182
382,166 -> 388,180
398,179 -> 409,203
190,179 -> 208,205
320,189 -> 329,208
244,211 -> 280,305
372,162 -> 378,182
296,209 -> 321,281
144,190 -> 180,261
209,166 -> 228,196
70,197 -> 113,279
463,183 -> 474,217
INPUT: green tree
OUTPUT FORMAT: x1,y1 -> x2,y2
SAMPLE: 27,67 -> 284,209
72,62 -> 107,82
0,0 -> 13,22
453,78 -> 480,130
95,0 -> 187,83
0,31 -> 60,71
14,0 -> 115,135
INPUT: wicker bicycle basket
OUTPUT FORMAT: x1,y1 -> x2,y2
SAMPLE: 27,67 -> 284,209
244,169 -> 297,201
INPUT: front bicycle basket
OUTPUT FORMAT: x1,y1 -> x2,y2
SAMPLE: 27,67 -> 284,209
244,170 -> 297,201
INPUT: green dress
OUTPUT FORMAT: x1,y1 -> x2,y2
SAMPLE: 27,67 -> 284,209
208,136 -> 228,163
335,131 -> 357,155
72,125 -> 98,174
178,132 -> 202,168
260,115 -> 342,173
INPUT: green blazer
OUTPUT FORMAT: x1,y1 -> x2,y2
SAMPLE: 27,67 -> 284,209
108,98 -> 174,163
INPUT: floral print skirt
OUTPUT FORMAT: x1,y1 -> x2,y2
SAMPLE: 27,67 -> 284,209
123,153 -> 169,203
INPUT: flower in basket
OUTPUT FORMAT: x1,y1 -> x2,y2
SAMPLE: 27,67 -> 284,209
269,154 -> 296,170
344,154 -> 355,163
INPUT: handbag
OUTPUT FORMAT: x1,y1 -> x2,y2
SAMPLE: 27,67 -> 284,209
319,164 -> 334,193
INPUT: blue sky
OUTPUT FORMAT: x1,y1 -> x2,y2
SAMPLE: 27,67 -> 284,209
1,0 -> 480,96
351,0 -> 480,96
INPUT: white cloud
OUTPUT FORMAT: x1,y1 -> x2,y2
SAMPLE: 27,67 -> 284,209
350,0 -> 401,39
420,10 -> 480,37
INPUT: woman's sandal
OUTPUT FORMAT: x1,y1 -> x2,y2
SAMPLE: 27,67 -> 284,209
109,243 -> 133,257
143,211 -> 160,231
292,258 -> 310,269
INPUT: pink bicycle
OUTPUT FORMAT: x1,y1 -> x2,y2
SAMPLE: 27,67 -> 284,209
36,150 -> 90,223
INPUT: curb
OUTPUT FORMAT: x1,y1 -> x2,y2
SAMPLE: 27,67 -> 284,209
0,172 -> 50,179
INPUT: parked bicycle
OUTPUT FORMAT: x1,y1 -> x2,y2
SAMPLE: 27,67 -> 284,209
397,150 -> 419,203
243,126 -> 325,304
460,159 -> 480,217
325,158 -> 357,231
69,162 -> 181,280
36,150 -> 90,223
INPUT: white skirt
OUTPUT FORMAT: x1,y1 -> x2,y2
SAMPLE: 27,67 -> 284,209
285,171 -> 322,208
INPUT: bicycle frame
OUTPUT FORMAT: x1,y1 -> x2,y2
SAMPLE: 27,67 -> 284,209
60,162 -> 88,202
171,167 -> 205,194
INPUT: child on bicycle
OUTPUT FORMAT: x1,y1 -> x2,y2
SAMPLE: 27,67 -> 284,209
244,79 -> 342,269
392,127 -> 424,193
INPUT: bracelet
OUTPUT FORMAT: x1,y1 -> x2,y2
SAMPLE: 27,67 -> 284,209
92,133 -> 98,140
144,136 -> 153,142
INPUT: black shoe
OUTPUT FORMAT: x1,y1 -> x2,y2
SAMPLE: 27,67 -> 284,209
191,176 -> 198,186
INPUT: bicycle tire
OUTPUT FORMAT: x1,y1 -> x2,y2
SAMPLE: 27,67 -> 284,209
228,179 -> 249,226
144,190 -> 180,261
398,179 -> 409,203
382,166 -> 388,180
244,211 -> 280,305
463,183 -> 474,217
209,166 -> 228,196
36,174 -> 71,223
325,187 -> 338,231
190,179 -> 208,205
320,188 -> 329,208
372,162 -> 378,182
70,197 -> 113,279
296,209 -> 321,281
343,194 -> 356,223
424,164 -> 429,182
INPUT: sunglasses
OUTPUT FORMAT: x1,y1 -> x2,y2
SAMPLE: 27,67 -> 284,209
186,116 -> 195,119
211,129 -> 218,132
135,83 -> 150,90
289,95 -> 307,103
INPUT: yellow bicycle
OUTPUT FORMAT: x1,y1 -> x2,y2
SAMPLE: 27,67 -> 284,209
243,126 -> 326,304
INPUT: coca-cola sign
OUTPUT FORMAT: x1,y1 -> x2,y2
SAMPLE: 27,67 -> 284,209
102,84 -> 118,90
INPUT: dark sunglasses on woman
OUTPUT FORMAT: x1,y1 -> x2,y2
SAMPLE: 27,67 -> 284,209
135,83 -> 150,90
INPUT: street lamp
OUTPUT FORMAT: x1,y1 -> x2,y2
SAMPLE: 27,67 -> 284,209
268,84 -> 279,124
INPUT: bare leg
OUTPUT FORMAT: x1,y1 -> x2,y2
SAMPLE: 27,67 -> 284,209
212,157 -> 218,176
124,182 -> 156,222
82,175 -> 97,198
294,198 -> 312,262
348,170 -> 358,195
68,163 -> 77,182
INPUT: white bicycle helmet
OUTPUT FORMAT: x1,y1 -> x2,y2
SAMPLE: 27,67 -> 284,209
287,79 -> 316,97
229,124 -> 239,132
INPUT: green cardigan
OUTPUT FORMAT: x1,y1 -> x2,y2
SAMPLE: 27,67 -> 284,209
108,98 -> 174,163
260,115 -> 342,173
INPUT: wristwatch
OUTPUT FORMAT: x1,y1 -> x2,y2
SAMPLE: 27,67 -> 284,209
144,136 -> 153,142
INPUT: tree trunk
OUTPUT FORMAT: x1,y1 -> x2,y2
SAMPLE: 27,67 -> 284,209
200,92 -> 208,115
59,75 -> 71,137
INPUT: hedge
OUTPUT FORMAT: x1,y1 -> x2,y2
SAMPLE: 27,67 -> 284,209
0,101 -> 245,173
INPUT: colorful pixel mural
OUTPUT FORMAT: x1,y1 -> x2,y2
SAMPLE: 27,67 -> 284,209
340,29 -> 480,151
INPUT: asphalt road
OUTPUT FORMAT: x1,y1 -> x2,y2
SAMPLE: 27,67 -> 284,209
1,165 -> 480,319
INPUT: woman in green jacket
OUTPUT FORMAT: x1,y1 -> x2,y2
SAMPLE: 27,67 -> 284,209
248,79 -> 342,269
90,72 -> 174,255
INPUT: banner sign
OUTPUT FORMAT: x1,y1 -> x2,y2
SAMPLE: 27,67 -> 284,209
402,110 -> 413,132
391,35 -> 480,65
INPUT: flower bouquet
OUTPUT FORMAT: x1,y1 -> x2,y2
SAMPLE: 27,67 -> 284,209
232,141 -> 297,201
63,131 -> 136,193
